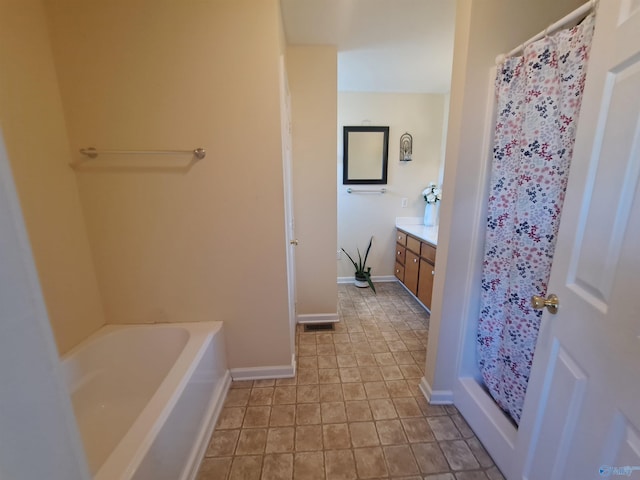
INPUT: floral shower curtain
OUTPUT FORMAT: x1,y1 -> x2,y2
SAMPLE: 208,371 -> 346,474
477,14 -> 595,425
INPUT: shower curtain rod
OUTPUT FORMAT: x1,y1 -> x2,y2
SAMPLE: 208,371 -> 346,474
495,0 -> 596,64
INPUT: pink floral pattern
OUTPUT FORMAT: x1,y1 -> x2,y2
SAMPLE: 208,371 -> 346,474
478,15 -> 595,424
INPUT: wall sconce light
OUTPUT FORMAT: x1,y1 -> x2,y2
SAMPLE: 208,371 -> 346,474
400,132 -> 412,162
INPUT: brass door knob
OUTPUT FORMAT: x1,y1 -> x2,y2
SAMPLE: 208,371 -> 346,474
531,294 -> 559,314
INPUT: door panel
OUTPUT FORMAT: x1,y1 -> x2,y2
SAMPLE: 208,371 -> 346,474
513,1 -> 640,478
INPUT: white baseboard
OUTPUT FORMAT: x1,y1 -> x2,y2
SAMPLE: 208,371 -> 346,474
419,376 -> 454,404
337,275 -> 398,284
296,313 -> 339,324
230,354 -> 296,380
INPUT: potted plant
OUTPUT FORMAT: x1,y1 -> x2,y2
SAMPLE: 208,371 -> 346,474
341,236 -> 376,293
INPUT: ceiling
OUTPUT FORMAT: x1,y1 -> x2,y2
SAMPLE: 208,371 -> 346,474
280,0 -> 456,93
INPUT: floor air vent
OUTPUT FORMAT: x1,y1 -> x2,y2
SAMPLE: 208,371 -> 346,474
303,323 -> 335,332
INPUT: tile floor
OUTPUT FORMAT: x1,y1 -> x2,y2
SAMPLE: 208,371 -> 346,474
197,282 -> 504,480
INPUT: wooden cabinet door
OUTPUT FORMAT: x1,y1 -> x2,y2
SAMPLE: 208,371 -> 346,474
417,259 -> 435,310
404,250 -> 419,295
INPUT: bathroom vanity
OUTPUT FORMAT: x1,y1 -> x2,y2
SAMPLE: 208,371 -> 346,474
394,223 -> 438,311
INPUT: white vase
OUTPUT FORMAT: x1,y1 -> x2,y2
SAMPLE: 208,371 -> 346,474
424,203 -> 438,226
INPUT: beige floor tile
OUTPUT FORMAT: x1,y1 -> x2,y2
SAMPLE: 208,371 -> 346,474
369,398 -> 398,420
320,401 -> 347,423
297,356 -> 317,369
334,343 -> 354,355
293,452 -> 324,480
317,368 -> 341,384
455,472 -> 490,480
368,341 -> 390,353
236,428 -> 267,455
353,353 -> 375,366
297,344 -> 317,356
349,421 -> 380,447
333,333 -> 350,344
315,343 -> 335,355
296,385 -> 319,403
375,418 -> 408,446
319,383 -> 343,402
229,455 -> 263,480
386,379 -> 413,398
270,405 -> 295,427
485,465 -> 506,480
393,397 -> 422,418
467,436 -> 494,468
296,369 -> 319,385
316,355 -> 337,369
249,388 -> 274,406
339,367 -> 362,383
422,474 -> 455,480
266,427 -> 294,453
402,417 -> 436,443
336,354 -> 357,368
324,449 -> 357,480
387,340 -> 409,352
439,440 -> 480,470
254,379 -> 276,387
363,381 -> 389,399
230,380 -> 254,389
225,388 -> 251,407
411,442 -> 450,474
358,366 -> 383,382
243,406 -> 271,428
380,365 -> 404,381
342,383 -> 367,401
207,284 -> 501,480
353,446 -> 388,479
206,429 -> 240,457
217,407 -> 246,430
349,332 -> 368,343
374,352 -> 397,366
197,457 -> 232,480
427,416 -> 462,441
273,387 -> 297,405
345,400 -> 372,422
452,413 -> 475,438
262,453 -> 293,480
393,352 -> 416,365
400,364 -> 424,379
351,342 -> 372,354
316,333 -> 333,344
276,377 -> 297,386
322,423 -> 351,450
295,403 -> 320,425
295,425 -> 323,451
382,444 -> 420,476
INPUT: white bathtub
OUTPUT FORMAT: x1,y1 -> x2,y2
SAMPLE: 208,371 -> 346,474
62,322 -> 230,480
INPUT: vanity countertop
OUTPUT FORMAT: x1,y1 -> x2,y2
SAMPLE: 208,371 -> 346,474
396,218 -> 438,246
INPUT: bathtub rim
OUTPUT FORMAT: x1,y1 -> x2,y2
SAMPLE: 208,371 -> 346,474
63,321 -> 226,480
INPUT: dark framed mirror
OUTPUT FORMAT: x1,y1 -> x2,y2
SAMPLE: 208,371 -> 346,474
343,126 -> 389,184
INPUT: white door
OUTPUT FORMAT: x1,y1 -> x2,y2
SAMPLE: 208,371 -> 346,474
279,56 -> 297,353
512,1 -> 640,478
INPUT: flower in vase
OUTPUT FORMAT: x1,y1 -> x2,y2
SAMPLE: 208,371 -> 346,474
422,183 -> 442,204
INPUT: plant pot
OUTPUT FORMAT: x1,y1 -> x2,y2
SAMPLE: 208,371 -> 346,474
354,274 -> 369,288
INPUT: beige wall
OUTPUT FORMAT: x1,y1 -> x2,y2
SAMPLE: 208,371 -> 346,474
426,0 -> 587,389
287,46 -> 338,317
338,92 -> 445,278
0,0 -> 105,355
45,0 -> 293,369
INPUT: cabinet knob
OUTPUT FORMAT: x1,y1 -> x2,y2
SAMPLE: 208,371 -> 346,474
413,258 -> 417,263
432,270 -> 435,275
397,251 -> 401,255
